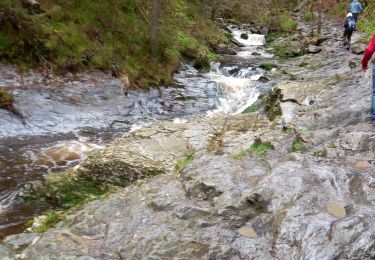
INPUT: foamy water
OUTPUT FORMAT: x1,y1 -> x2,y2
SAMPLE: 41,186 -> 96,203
207,27 -> 267,115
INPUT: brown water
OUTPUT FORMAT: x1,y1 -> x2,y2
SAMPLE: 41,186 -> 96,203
0,131 -> 118,240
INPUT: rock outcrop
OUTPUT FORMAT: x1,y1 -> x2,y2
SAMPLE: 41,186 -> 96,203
2,19 -> 375,260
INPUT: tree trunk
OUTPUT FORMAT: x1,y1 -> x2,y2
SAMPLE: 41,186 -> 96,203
151,0 -> 161,57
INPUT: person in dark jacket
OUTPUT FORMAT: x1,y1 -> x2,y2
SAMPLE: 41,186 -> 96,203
348,0 -> 363,23
362,33 -> 375,121
343,13 -> 356,50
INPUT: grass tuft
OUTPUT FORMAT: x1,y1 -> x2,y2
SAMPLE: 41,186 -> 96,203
174,154 -> 194,172
232,138 -> 274,160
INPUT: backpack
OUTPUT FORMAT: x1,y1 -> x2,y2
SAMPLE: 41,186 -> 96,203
348,19 -> 356,30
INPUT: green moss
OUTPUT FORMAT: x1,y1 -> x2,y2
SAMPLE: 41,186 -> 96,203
259,62 -> 278,71
232,138 -> 274,159
265,32 -> 288,44
250,202 -> 266,214
174,154 -> 194,172
23,171 -> 112,209
242,97 -> 264,114
289,136 -> 305,153
264,88 -> 283,121
282,126 -> 292,134
303,12 -> 314,22
22,171 -> 114,233
34,211 -> 64,233
232,149 -> 249,160
0,89 -> 14,106
25,219 -> 34,228
249,139 -> 274,155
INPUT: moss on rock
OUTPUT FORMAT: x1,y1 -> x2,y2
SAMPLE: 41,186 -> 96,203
0,89 -> 14,107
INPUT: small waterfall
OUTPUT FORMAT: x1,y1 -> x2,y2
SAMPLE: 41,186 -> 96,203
207,26 -> 268,115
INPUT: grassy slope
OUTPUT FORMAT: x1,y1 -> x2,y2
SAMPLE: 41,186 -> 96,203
327,1 -> 374,40
0,0 -> 227,87
357,1 -> 375,41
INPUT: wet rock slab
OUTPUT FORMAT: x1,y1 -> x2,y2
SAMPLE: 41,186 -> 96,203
3,20 -> 375,259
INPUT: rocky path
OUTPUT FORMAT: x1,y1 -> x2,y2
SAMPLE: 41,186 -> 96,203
1,20 -> 375,259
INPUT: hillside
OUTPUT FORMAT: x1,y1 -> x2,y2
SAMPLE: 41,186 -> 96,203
0,0 -> 227,87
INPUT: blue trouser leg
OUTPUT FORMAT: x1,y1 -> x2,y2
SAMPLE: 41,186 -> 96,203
372,64 -> 375,120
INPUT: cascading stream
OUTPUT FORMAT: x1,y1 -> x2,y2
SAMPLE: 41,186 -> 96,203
0,25 -> 270,239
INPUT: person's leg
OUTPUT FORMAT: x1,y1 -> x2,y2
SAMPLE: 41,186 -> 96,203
343,29 -> 348,45
372,64 -> 375,120
347,30 -> 353,50
353,13 -> 358,23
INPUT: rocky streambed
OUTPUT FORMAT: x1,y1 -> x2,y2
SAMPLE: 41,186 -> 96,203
0,27 -> 271,240
2,19 -> 375,259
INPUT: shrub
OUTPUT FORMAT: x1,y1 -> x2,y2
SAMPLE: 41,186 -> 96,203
280,16 -> 298,32
303,12 -> 314,22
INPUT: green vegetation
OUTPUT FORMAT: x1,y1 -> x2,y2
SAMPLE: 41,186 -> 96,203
249,139 -> 274,155
242,88 -> 283,120
357,2 -> 375,41
313,149 -> 327,158
22,171 -> 113,233
174,154 -> 194,172
260,8 -> 297,33
264,88 -> 283,121
23,172 -> 112,210
265,32 -> 288,44
282,126 -> 292,134
259,62 -> 278,71
232,138 -> 274,159
0,0 -> 227,88
0,89 -> 14,107
303,12 -> 314,22
266,33 -> 297,58
25,210 -> 64,233
250,202 -> 266,214
288,136 -> 305,153
280,15 -> 298,32
242,97 -> 264,114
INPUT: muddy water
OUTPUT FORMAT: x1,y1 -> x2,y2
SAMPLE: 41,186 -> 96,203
0,26 -> 271,239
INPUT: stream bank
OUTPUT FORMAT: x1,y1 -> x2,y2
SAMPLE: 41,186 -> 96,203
0,26 -> 271,240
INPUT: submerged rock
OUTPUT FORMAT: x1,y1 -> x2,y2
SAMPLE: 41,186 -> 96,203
240,33 -> 249,40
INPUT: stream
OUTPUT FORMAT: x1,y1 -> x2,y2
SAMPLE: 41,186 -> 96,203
0,26 -> 272,239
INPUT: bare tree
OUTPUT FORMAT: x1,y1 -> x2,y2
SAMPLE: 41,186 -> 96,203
151,0 -> 161,57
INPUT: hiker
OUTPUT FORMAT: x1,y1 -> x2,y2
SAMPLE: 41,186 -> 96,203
343,13 -> 356,50
362,33 -> 375,121
348,0 -> 363,23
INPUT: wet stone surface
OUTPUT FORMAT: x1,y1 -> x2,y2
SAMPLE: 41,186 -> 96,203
3,21 -> 375,259
0,26 -> 271,240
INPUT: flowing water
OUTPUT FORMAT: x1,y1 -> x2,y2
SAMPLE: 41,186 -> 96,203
0,26 -> 271,239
